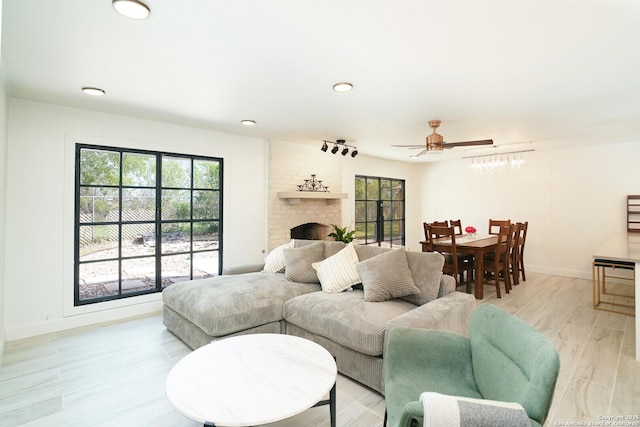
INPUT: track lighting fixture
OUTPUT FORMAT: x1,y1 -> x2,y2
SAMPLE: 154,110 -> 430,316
321,139 -> 359,159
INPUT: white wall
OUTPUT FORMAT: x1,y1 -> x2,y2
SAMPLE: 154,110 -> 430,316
418,141 -> 640,279
4,99 -> 268,341
0,0 -> 8,360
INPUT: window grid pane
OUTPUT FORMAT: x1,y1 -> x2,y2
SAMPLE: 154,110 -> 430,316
354,175 -> 405,247
75,145 -> 223,306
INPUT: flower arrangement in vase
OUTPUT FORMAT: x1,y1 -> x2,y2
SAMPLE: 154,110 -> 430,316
465,226 -> 477,238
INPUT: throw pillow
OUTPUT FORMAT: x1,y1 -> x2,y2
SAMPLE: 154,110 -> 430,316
283,241 -> 324,283
262,240 -> 294,273
312,243 -> 361,293
355,248 -> 420,302
420,392 -> 530,427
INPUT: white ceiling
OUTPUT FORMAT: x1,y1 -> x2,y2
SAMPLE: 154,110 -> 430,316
2,0 -> 640,162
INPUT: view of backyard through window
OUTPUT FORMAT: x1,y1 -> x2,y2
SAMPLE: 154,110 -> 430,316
354,175 -> 405,247
75,145 -> 222,305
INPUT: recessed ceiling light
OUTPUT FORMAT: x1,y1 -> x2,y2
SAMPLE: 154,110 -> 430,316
112,0 -> 151,20
241,120 -> 256,126
332,82 -> 353,93
82,87 -> 105,96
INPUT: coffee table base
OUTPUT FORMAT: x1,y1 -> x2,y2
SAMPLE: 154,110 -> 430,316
201,382 -> 336,427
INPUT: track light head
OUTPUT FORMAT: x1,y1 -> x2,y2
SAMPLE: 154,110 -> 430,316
321,139 -> 357,158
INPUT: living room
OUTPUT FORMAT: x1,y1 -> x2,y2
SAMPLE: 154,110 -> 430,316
1,1 -> 639,425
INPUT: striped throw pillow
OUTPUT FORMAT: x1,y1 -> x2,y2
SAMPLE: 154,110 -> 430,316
262,240 -> 294,273
312,243 -> 361,293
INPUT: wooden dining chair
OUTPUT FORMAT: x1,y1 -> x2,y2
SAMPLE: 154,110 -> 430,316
482,224 -> 512,298
428,225 -> 473,293
423,221 -> 449,251
515,221 -> 528,282
509,223 -> 521,286
450,218 -> 475,272
449,219 -> 463,235
488,219 -> 511,235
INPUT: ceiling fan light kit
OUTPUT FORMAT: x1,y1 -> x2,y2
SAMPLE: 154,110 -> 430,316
392,119 -> 493,157
322,139 -> 358,158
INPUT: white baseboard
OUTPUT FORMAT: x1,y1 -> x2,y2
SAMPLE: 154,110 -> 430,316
5,300 -> 163,342
527,265 -> 592,281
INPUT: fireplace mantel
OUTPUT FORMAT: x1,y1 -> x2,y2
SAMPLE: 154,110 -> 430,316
278,191 -> 347,204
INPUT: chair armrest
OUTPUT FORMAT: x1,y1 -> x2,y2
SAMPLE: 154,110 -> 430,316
383,327 -> 476,427
386,291 -> 475,337
221,263 -> 265,275
399,401 -> 423,427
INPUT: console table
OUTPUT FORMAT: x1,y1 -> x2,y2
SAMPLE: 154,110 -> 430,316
593,232 -> 640,360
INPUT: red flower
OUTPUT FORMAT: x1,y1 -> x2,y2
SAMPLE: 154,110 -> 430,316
465,226 -> 477,233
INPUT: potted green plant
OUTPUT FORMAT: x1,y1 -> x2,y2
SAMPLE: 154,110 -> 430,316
329,224 -> 356,243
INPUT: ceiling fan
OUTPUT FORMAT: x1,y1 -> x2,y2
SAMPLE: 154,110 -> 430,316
393,120 -> 493,156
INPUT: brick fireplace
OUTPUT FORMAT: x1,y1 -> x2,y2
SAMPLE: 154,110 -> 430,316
267,140 -> 344,249
290,222 -> 331,240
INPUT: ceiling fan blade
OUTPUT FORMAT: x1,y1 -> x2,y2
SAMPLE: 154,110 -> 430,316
443,139 -> 494,148
412,149 -> 428,157
391,144 -> 425,148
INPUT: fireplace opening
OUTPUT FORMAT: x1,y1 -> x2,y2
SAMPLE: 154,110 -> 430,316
290,223 -> 330,241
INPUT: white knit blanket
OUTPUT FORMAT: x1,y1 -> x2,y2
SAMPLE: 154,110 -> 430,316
420,392 -> 530,427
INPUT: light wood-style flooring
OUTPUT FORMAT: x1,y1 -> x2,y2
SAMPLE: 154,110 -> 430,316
0,272 -> 638,426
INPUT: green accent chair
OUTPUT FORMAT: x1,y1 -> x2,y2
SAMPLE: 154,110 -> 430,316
384,304 -> 560,427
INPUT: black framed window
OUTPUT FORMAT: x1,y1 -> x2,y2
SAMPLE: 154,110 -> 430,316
354,175 -> 405,247
74,144 -> 223,305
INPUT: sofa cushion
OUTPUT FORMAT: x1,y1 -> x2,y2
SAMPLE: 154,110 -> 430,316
262,240 -> 294,273
402,251 -> 445,305
354,245 -> 445,306
354,244 -> 391,261
294,239 -> 345,258
283,290 -> 416,356
162,272 -> 320,337
356,248 -> 420,302
312,243 -> 361,293
283,241 -> 324,283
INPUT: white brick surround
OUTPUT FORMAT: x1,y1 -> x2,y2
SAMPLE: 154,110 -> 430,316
268,140 -> 344,250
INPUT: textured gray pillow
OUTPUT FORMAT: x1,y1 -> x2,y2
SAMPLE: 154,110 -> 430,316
356,248 -> 420,302
402,251 -> 445,305
283,241 -> 324,283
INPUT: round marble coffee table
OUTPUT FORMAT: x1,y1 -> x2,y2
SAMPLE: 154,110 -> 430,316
166,333 -> 337,427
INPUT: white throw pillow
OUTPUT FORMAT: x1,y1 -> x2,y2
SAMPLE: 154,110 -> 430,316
262,240 -> 294,273
312,243 -> 361,293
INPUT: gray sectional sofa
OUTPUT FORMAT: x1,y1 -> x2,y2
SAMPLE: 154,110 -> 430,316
162,240 -> 476,394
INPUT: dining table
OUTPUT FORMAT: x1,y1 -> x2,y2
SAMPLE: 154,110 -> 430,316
421,233 -> 499,299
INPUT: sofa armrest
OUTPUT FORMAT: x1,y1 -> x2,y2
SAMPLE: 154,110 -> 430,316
438,274 -> 456,297
221,263 -> 265,275
386,291 -> 476,337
